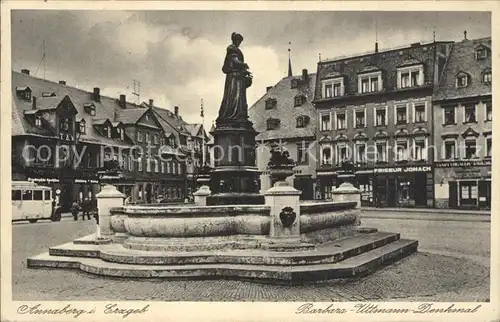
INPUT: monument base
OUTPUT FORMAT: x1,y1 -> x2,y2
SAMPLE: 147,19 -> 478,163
206,192 -> 264,206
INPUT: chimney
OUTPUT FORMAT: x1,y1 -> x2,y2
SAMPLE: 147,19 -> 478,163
119,94 -> 126,108
174,106 -> 179,116
93,87 -> 101,102
32,96 -> 37,110
149,99 -> 154,107
59,80 -> 66,85
375,42 -> 379,53
464,30 -> 468,40
302,69 -> 309,82
266,86 -> 273,92
21,69 -> 30,75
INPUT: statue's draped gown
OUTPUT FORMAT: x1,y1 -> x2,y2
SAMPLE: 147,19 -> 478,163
218,44 -> 249,121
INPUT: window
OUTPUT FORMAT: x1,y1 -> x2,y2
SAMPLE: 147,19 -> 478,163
482,69 -> 492,84
361,78 -> 370,93
266,118 -> 280,130
355,144 -> 366,163
486,101 -> 492,121
169,136 -> 176,147
297,142 -> 309,165
376,142 -> 387,162
265,98 -> 277,110
355,110 -> 365,128
22,190 -> 33,201
294,95 -> 305,107
396,106 -> 407,124
107,126 -> 112,138
79,120 -> 86,134
154,134 -> 159,145
476,47 -> 488,60
398,66 -> 423,89
321,146 -> 332,165
12,190 -> 21,201
178,163 -> 182,174
336,112 -> 346,130
145,132 -> 150,143
444,140 -> 456,160
25,90 -> 32,100
414,104 -> 426,123
336,144 -> 348,164
456,73 -> 468,88
465,139 -> 477,159
296,116 -> 309,128
35,116 -> 42,127
333,83 -> 342,97
324,84 -> 333,98
464,104 -> 476,123
128,156 -> 133,171
145,114 -> 150,121
44,190 -> 51,200
486,138 -> 492,158
460,181 -> 478,205
320,114 -> 331,131
376,109 -> 386,126
154,159 -> 159,173
413,139 -> 426,161
444,106 -> 456,125
173,162 -> 177,175
60,118 -> 69,131
137,157 -> 143,171
161,161 -> 165,173
322,78 -> 344,98
120,128 -> 125,140
137,131 -> 143,142
395,140 -> 409,161
401,72 -> 410,88
359,73 -> 381,94
33,190 -> 43,200
291,79 -> 299,89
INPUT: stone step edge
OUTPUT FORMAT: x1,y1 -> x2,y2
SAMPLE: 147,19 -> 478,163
48,232 -> 401,266
28,239 -> 418,282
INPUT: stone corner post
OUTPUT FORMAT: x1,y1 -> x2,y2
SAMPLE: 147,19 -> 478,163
193,185 -> 211,206
332,182 -> 361,208
264,181 -> 302,242
96,184 -> 125,239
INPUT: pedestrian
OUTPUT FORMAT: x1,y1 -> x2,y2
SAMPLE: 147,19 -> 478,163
71,201 -> 80,221
82,199 -> 92,220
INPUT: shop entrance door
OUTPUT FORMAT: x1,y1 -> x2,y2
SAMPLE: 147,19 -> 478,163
478,180 -> 490,209
414,172 -> 427,207
387,177 -> 397,207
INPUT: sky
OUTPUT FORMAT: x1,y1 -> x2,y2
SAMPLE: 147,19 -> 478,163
11,10 -> 491,127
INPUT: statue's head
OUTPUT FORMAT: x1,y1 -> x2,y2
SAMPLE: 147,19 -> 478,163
231,32 -> 244,46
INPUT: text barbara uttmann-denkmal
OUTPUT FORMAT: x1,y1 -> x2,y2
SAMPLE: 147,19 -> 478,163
295,303 -> 482,314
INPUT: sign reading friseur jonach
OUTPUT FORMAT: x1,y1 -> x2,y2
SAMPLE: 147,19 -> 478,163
372,166 -> 432,174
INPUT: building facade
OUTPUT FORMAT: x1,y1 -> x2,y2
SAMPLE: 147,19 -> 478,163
313,41 -> 453,208
248,69 -> 317,200
433,37 -> 492,210
12,70 -> 207,210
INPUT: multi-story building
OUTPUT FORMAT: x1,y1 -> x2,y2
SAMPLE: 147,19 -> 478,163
433,36 -> 492,210
12,69 -> 207,210
313,40 -> 453,208
249,69 -> 317,200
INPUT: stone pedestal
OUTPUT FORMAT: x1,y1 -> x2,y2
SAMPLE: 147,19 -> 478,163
193,185 -> 211,206
332,181 -> 361,208
96,184 -> 125,239
207,120 -> 263,205
264,180 -> 302,247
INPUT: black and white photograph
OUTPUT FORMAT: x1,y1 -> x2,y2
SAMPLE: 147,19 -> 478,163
1,2 -> 498,321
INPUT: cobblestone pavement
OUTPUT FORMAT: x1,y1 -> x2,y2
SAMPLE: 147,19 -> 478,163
12,217 -> 490,302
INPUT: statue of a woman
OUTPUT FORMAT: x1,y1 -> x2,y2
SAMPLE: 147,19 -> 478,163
217,32 -> 252,121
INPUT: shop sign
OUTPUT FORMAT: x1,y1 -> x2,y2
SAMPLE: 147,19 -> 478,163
74,179 -> 99,184
373,166 -> 431,174
27,177 -> 60,183
435,159 -> 491,168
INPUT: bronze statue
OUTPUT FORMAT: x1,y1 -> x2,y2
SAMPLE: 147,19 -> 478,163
217,32 -> 253,121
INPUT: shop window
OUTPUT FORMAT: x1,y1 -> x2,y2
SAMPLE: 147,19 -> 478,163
376,109 -> 386,126
485,101 -> 492,121
321,146 -> 332,165
486,138 -> 492,158
376,142 -> 387,162
395,140 -> 409,161
396,106 -> 407,124
414,104 -> 426,123
336,112 -> 346,130
460,181 -> 478,206
444,140 -> 456,160
297,142 -> 309,165
444,106 -> 456,125
355,110 -> 365,128
464,139 -> 477,159
320,114 -> 331,131
464,104 -> 476,123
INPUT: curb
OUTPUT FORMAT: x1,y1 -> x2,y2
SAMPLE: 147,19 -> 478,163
362,207 -> 490,216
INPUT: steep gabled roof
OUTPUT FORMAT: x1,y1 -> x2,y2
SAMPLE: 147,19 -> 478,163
434,37 -> 492,101
114,108 -> 149,124
249,73 -> 317,141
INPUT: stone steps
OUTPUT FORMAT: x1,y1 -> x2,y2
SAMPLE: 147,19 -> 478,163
48,232 -> 401,266
28,239 -> 418,283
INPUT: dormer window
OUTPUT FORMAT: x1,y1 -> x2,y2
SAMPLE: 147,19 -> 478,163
456,72 -> 469,88
16,87 -> 32,101
137,130 -> 143,142
358,72 -> 381,94
475,46 -> 489,60
482,68 -> 492,84
41,92 -> 56,97
294,95 -> 306,107
79,119 -> 86,134
291,79 -> 299,89
35,115 -> 42,127
169,136 -> 176,148
84,103 -> 96,116
60,118 -> 69,131
296,116 -> 310,128
266,118 -> 280,130
322,77 -> 344,98
265,98 -> 277,110
397,65 -> 423,89
120,128 -> 125,140
154,134 -> 159,145
107,126 -> 112,138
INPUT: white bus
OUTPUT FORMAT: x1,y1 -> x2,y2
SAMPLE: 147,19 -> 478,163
12,181 -> 58,223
